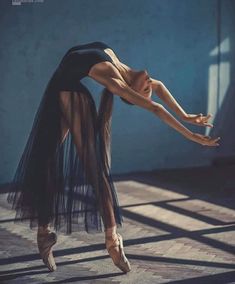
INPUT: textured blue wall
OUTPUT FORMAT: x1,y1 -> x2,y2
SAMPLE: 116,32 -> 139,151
0,0 -> 234,183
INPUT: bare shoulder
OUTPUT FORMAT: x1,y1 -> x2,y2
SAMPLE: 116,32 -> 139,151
104,48 -> 134,85
104,48 -> 121,66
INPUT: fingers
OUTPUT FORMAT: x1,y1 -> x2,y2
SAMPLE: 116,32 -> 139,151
202,114 -> 212,122
194,113 -> 214,128
202,114 -> 213,128
205,114 -> 212,119
202,121 -> 213,127
203,136 -> 221,147
213,137 -> 221,144
192,132 -> 221,147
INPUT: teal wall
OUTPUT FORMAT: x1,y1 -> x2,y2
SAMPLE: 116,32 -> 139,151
0,0 -> 234,184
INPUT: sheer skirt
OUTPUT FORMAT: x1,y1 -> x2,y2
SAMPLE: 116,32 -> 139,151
7,69 -> 123,235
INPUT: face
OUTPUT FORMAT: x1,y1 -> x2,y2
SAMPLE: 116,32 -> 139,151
130,70 -> 152,99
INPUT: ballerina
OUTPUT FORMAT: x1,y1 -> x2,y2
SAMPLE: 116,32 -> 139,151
7,41 -> 220,273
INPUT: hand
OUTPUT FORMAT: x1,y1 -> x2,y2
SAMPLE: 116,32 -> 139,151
183,113 -> 213,128
189,132 -> 221,146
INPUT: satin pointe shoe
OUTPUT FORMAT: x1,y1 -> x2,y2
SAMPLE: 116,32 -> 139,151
37,230 -> 57,272
106,233 -> 131,273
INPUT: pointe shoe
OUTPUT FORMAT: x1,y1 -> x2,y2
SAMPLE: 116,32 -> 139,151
106,233 -> 131,273
37,231 -> 57,272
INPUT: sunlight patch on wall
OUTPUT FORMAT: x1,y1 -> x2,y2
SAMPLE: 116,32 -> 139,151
206,37 -> 230,136
209,37 -> 230,56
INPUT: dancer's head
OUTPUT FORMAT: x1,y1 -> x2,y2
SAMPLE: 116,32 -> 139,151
120,69 -> 152,105
131,70 -> 153,99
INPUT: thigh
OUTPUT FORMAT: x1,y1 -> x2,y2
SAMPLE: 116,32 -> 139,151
59,91 -> 83,147
59,91 -> 78,116
58,90 -> 96,158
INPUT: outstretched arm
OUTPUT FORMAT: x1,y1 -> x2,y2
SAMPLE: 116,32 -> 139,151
151,78 -> 188,119
151,78 -> 214,128
152,103 -> 220,146
108,78 -> 220,147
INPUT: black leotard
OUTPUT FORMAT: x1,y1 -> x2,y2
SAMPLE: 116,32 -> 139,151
56,41 -> 116,91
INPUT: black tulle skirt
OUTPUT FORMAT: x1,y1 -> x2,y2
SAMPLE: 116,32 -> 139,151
7,68 -> 123,235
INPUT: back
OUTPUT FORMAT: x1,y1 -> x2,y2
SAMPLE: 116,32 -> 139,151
57,41 -> 115,90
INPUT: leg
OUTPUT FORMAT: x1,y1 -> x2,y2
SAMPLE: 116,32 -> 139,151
37,204 -> 57,272
59,89 -> 131,272
37,112 -> 69,227
37,226 -> 57,272
36,95 -> 70,272
37,177 -> 57,272
58,90 -> 116,228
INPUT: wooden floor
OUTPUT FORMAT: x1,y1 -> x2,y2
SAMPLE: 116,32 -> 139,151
0,164 -> 235,283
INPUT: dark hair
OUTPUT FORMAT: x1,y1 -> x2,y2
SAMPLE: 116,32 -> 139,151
120,97 -> 134,105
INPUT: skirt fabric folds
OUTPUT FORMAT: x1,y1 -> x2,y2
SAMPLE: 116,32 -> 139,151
7,68 -> 123,235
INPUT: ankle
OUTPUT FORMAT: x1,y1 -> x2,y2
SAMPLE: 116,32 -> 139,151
105,225 -> 117,240
105,235 -> 117,242
38,224 -> 50,235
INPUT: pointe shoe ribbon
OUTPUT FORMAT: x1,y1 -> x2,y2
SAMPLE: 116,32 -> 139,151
106,233 -> 131,273
37,231 -> 57,272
